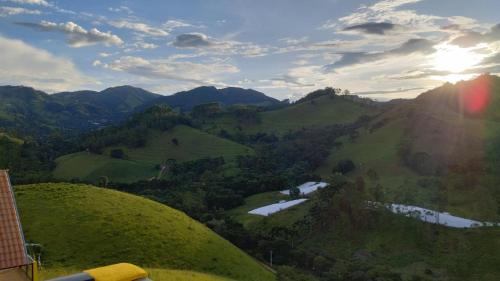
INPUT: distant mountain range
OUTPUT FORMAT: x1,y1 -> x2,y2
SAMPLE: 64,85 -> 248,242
0,85 -> 279,136
142,86 -> 280,111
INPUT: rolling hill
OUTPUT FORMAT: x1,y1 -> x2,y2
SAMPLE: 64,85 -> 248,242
53,125 -> 253,183
143,86 -> 280,111
0,85 -> 280,137
15,183 -> 275,281
202,91 -> 380,135
0,85 -> 160,136
315,74 -> 500,221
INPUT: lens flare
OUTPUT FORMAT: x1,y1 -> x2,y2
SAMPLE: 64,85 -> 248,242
461,77 -> 491,114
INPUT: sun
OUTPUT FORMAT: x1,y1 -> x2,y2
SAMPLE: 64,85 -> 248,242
431,44 -> 484,74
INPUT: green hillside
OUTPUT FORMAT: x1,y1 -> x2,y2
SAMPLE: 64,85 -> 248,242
315,75 -> 500,221
15,183 -> 275,281
257,95 -> 377,133
53,125 -> 253,183
106,125 -> 254,164
204,95 -> 379,135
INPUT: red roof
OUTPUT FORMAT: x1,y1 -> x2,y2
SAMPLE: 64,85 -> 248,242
0,170 -> 29,270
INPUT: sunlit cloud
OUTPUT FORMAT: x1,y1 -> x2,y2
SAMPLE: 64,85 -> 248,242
96,55 -> 239,85
0,6 -> 40,16
0,34 -> 90,92
16,20 -> 123,47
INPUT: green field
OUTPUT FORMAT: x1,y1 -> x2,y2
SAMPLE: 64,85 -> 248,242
257,96 -> 377,133
53,125 -> 253,183
53,152 -> 157,183
15,183 -> 275,281
315,117 -> 425,206
204,96 -> 378,135
107,125 -> 254,164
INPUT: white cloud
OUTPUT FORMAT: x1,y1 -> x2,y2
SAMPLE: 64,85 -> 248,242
109,19 -> 192,38
163,19 -> 192,29
0,34 -> 89,92
109,20 -> 169,37
328,0 -> 441,35
171,32 -> 270,57
98,55 -> 239,85
0,6 -> 40,16
133,41 -> 158,49
17,20 -> 123,47
108,6 -> 133,14
5,0 -> 50,6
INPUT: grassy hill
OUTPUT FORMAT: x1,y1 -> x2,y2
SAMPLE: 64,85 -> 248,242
203,94 -> 379,135
315,75 -> 500,221
53,125 -> 253,183
15,183 -> 275,281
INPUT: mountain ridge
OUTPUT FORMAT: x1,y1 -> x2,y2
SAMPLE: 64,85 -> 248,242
0,84 -> 279,136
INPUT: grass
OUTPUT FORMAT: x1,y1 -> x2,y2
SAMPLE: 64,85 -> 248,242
53,125 -> 253,183
15,183 -> 275,281
256,96 -> 377,134
315,117 -> 427,204
41,268 -> 235,281
204,96 -> 378,135
107,125 -> 254,164
52,152 -> 157,183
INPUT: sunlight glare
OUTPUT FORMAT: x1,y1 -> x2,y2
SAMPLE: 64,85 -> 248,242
431,44 -> 484,74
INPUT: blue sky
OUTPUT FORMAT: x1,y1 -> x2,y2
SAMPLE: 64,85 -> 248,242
0,0 -> 499,100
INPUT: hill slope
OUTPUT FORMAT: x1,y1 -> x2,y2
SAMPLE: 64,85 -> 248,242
15,183 -> 275,281
203,93 -> 379,135
316,74 -> 500,220
145,86 -> 280,111
0,85 -> 160,136
53,125 -> 253,183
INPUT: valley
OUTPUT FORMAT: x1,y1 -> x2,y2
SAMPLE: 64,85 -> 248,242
2,75 -> 500,281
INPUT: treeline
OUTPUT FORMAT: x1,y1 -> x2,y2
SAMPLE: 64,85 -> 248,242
82,105 -> 191,153
0,133 -> 77,184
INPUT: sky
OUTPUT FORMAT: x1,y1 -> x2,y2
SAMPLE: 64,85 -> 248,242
0,0 -> 499,100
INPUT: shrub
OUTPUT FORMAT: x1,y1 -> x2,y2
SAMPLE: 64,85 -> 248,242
110,148 -> 125,159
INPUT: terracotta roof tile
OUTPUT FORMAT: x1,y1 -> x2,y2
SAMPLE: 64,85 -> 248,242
0,170 -> 29,269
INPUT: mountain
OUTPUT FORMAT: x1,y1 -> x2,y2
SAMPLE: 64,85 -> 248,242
15,183 -> 275,281
0,85 -> 279,137
144,86 -> 280,111
54,85 -> 159,116
316,74 -> 500,220
0,85 -> 160,136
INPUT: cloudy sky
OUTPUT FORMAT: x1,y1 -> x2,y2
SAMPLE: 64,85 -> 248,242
0,0 -> 499,100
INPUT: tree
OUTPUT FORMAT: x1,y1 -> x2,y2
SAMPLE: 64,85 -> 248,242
98,176 -> 109,188
335,159 -> 355,174
289,186 -> 300,199
373,183 -> 384,202
312,255 -> 331,274
110,148 -> 125,159
367,169 -> 379,181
